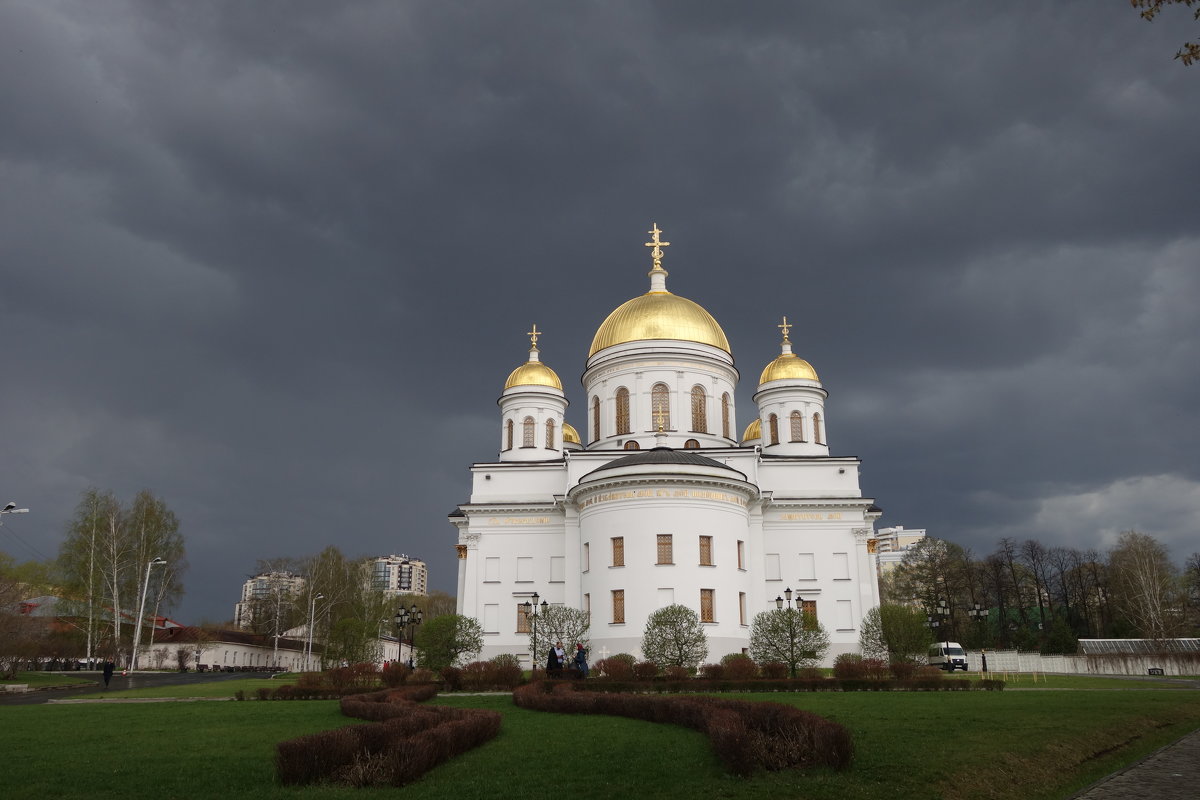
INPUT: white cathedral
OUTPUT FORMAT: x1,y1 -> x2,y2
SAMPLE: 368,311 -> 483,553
451,225 -> 882,667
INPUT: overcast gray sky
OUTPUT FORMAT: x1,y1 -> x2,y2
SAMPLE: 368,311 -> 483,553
2,1 -> 1197,623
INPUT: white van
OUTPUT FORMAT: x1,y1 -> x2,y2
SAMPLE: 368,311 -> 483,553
928,642 -> 968,671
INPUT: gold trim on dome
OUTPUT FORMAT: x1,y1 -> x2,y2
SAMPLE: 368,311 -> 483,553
562,422 -> 581,444
741,418 -> 761,443
759,354 -> 819,384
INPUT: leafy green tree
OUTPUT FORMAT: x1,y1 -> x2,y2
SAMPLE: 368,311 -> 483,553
299,546 -> 391,668
414,614 -> 483,671
749,609 -> 830,677
860,604 -> 935,662
0,551 -> 56,678
526,604 -> 590,665
640,604 -> 707,669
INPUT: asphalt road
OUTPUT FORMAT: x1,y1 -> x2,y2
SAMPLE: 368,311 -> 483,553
0,669 -> 259,705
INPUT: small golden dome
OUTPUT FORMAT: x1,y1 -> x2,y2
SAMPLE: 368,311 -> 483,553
590,292 -> 730,356
504,360 -> 563,390
759,353 -> 819,384
562,422 -> 581,444
741,419 -> 761,443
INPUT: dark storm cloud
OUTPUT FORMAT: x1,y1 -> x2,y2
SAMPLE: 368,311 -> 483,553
1,0 -> 1197,620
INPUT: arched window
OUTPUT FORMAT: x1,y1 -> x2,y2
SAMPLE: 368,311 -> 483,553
721,393 -> 731,439
505,419 -> 514,450
768,413 -> 779,445
684,438 -> 700,449
813,412 -> 824,444
651,383 -> 671,431
790,411 -> 805,442
522,416 -> 535,448
690,386 -> 708,433
545,418 -> 556,449
616,387 -> 631,435
623,440 -> 640,450
591,396 -> 600,443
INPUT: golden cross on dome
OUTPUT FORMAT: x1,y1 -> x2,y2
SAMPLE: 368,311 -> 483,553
778,316 -> 792,343
527,323 -> 541,349
645,223 -> 670,270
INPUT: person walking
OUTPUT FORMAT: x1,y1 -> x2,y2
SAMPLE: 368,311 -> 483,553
573,643 -> 588,678
102,660 -> 114,689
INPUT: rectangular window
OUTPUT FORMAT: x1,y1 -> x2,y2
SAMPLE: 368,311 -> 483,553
765,553 -> 781,581
700,589 -> 715,623
657,587 -> 674,608
583,542 -> 590,572
737,540 -> 745,570
836,599 -> 853,630
550,556 -> 565,582
833,552 -> 850,580
516,603 -> 531,633
516,556 -> 533,583
484,557 -> 500,582
483,604 -> 499,634
612,590 -> 625,624
612,537 -> 624,567
739,592 -> 747,625
584,593 -> 590,622
798,552 -> 816,580
801,599 -> 818,630
699,535 -> 713,566
657,534 -> 673,564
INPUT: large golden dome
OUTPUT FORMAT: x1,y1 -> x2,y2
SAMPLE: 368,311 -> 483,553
741,419 -> 761,443
589,291 -> 730,356
759,353 -> 819,384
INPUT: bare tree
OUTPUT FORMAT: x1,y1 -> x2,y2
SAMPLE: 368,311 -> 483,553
1108,531 -> 1182,639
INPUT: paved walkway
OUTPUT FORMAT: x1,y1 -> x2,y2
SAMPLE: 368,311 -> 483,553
1069,727 -> 1200,799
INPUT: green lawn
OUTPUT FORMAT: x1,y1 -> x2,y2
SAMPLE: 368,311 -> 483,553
1,671 -> 95,688
1,688 -> 1197,800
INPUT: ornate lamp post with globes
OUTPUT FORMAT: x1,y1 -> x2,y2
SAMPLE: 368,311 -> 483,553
521,592 -> 549,671
394,603 -> 424,668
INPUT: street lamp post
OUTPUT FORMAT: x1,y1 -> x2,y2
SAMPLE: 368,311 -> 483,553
774,588 -> 800,677
306,593 -> 324,671
129,557 -> 166,670
393,603 -> 424,668
521,592 -> 548,671
969,603 -> 990,672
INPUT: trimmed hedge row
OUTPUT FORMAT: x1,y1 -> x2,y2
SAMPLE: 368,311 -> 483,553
571,676 -> 1002,693
275,685 -> 501,787
512,682 -> 854,776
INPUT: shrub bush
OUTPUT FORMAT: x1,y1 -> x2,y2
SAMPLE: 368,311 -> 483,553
721,653 -> 758,680
633,661 -> 659,680
832,653 -> 865,680
699,663 -> 725,680
440,666 -> 463,691
381,662 -> 410,687
511,684 -> 853,775
861,658 -> 890,680
760,661 -> 788,679
296,671 -> 324,689
256,687 -> 272,701
490,654 -> 524,689
889,658 -> 917,680
663,665 -> 691,681
597,653 -> 636,680
410,668 -> 437,683
277,684 -> 501,787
